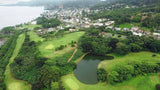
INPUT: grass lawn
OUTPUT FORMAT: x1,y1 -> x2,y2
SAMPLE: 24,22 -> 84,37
39,31 -> 85,58
22,23 -> 42,30
4,34 -> 31,90
118,23 -> 133,29
98,52 -> 160,72
116,73 -> 160,90
28,31 -> 44,42
62,73 -> 160,90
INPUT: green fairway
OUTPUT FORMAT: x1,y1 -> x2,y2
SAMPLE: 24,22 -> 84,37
39,31 -> 85,58
28,31 -> 44,42
62,73 -> 160,90
22,23 -> 42,30
98,52 -> 160,72
4,34 -> 31,90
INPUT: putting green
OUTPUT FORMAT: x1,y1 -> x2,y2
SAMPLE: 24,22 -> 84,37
45,44 -> 54,49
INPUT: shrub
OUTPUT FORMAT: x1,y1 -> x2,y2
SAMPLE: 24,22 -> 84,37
156,84 -> 160,90
55,45 -> 67,51
118,35 -> 121,37
152,54 -> 157,57
108,71 -> 119,84
97,68 -> 107,82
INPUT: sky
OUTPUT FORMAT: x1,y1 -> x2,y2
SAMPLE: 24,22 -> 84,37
0,0 -> 31,4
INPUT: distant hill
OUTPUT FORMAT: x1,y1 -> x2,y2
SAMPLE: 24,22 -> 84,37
4,0 -> 107,9
90,0 -> 160,10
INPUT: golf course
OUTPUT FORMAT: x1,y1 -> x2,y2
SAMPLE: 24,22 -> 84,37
2,29 -> 160,90
30,30 -> 160,90
4,34 -> 31,90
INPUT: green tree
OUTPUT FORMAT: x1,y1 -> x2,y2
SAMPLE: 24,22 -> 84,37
150,40 -> 160,52
108,38 -> 119,50
156,84 -> 160,90
130,43 -> 142,52
115,42 -> 130,55
108,71 -> 119,84
39,65 -> 60,87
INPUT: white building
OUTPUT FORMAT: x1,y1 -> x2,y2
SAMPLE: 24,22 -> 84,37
133,32 -> 142,36
153,33 -> 160,39
93,23 -> 103,27
57,26 -> 64,29
47,28 -> 54,32
123,28 -> 130,31
114,27 -> 121,31
106,26 -> 113,29
31,21 -> 37,25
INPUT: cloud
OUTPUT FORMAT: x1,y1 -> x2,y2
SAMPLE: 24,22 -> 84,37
0,0 -> 31,4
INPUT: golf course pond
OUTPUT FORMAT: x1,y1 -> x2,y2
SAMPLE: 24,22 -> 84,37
74,54 -> 113,84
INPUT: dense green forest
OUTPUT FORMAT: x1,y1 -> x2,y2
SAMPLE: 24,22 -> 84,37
78,27 -> 160,56
36,17 -> 61,28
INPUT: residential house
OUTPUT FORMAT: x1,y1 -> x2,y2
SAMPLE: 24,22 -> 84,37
105,21 -> 115,26
57,26 -> 64,30
133,32 -> 142,36
98,18 -> 107,22
123,28 -> 130,31
38,29 -> 42,32
130,27 -> 139,32
82,24 -> 90,28
114,27 -> 121,31
153,33 -> 160,40
69,29 -> 76,32
125,5 -> 130,8
47,28 -> 54,32
106,26 -> 113,29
